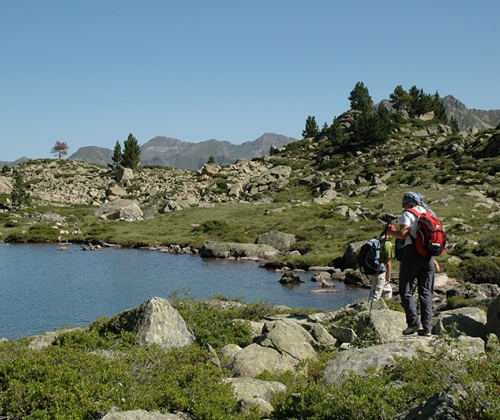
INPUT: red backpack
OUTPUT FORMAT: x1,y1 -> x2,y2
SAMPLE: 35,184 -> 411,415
406,208 -> 446,257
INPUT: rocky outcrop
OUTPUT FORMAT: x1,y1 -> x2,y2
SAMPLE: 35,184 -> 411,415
110,297 -> 195,348
256,230 -> 296,250
432,307 -> 488,339
115,167 -> 134,182
279,272 -> 304,284
94,199 -> 143,221
199,241 -> 279,259
7,158 -> 293,210
224,318 -> 317,378
0,176 -> 13,194
323,343 -> 418,385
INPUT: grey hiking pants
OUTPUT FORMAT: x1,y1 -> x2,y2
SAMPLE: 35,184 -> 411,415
399,244 -> 435,331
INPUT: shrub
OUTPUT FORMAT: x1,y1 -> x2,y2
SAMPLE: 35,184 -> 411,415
27,222 -> 60,242
473,234 -> 500,257
455,257 -> 500,285
445,296 -> 476,310
194,220 -> 231,237
3,220 -> 17,228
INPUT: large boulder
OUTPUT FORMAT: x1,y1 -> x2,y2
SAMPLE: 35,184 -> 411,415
225,319 -> 317,377
303,322 -> 338,351
94,199 -> 144,221
200,241 -> 279,259
433,307 -> 488,339
256,230 -> 296,251
342,240 -> 365,269
111,297 -> 195,348
356,309 -> 408,344
257,319 -> 317,362
323,343 -> 418,385
107,185 -> 128,199
224,343 -> 297,378
115,167 -> 134,182
39,212 -> 67,225
0,176 -> 13,194
225,377 -> 286,403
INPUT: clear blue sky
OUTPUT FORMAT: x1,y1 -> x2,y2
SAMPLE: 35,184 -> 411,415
1,0 -> 499,162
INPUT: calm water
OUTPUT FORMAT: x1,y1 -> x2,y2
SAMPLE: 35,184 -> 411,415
0,243 -> 368,339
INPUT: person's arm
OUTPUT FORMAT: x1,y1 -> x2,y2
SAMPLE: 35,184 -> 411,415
434,259 -> 440,273
385,258 -> 392,283
388,225 -> 409,240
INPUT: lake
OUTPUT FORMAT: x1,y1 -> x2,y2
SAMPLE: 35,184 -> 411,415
0,243 -> 369,339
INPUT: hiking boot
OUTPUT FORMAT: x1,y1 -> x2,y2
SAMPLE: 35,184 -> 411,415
418,330 -> 432,337
403,325 -> 423,335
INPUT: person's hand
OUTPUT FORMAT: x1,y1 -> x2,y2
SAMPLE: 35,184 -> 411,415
434,260 -> 441,273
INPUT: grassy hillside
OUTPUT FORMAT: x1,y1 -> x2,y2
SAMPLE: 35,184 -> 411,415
2,115 -> 500,277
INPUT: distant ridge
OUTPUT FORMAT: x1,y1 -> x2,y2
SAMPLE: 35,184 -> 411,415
67,133 -> 298,170
441,95 -> 499,134
68,146 -> 113,167
0,156 -> 31,169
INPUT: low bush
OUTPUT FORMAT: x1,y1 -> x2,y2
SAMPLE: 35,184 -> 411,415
3,220 -> 17,228
27,222 -> 60,242
455,257 -> 500,286
445,296 -> 476,309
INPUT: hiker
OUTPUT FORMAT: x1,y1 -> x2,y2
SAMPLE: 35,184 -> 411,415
366,224 -> 395,300
388,192 -> 438,337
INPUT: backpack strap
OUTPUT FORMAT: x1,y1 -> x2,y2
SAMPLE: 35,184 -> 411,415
403,208 -> 422,245
405,208 -> 421,218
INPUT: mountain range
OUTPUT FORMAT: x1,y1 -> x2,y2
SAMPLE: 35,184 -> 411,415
66,133 -> 298,170
2,95 -> 499,170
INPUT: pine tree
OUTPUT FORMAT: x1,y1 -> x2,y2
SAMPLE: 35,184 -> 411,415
122,134 -> 141,170
431,92 -> 448,123
328,117 -> 346,149
11,171 -> 30,207
111,140 -> 123,168
389,85 -> 412,112
348,82 -> 373,113
302,116 -> 319,138
450,116 -> 460,134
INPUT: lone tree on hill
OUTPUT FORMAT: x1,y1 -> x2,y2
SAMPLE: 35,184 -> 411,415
51,141 -> 69,159
111,140 -> 123,168
122,133 -> 141,170
302,116 -> 319,138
